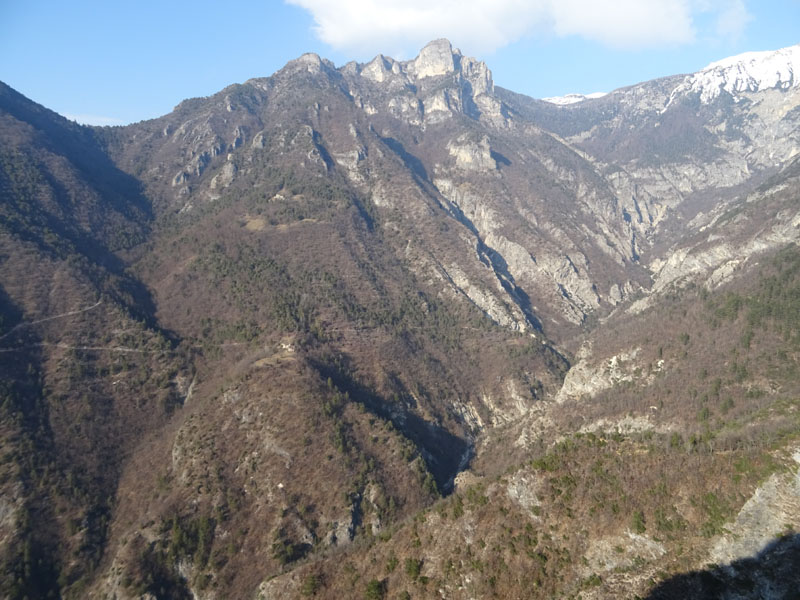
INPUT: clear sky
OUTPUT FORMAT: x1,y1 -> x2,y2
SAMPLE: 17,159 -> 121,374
1,0 -> 798,125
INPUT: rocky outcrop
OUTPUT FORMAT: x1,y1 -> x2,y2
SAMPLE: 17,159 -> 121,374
709,449 -> 800,565
447,135 -> 496,171
361,54 -> 395,83
634,175 -> 800,308
441,261 -> 528,332
209,160 -> 236,190
555,344 -> 656,404
582,532 -> 666,576
410,39 -> 456,79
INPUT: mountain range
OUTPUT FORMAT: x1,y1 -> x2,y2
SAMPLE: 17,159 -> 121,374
0,39 -> 799,599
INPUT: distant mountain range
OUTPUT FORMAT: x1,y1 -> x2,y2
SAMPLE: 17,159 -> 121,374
1,39 -> 799,599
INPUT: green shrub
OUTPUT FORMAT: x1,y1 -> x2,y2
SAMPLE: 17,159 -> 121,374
631,510 -> 646,534
301,574 -> 320,596
364,578 -> 385,599
405,557 -> 422,581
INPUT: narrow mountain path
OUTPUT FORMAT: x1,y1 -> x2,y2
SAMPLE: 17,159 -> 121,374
0,299 -> 102,341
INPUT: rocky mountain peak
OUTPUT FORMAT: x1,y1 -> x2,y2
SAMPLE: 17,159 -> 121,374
405,39 -> 494,92
284,52 -> 336,77
361,54 -> 397,83
460,54 -> 494,96
411,38 -> 458,79
671,43 -> 800,104
351,39 -> 502,124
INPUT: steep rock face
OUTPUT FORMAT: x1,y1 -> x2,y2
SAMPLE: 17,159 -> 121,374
360,54 -> 399,83
446,134 -> 496,171
710,448 -> 800,565
634,155 -> 800,311
410,38 -> 457,79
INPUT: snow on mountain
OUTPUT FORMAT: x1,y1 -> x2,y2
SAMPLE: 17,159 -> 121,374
671,44 -> 800,104
541,92 -> 607,105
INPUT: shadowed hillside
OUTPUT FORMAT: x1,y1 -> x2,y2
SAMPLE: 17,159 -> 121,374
645,534 -> 800,600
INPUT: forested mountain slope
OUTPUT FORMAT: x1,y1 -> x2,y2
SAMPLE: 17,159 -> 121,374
0,41 -> 798,599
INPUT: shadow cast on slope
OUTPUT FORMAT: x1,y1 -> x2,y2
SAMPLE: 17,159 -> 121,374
378,135 -> 429,182
0,81 -> 153,228
0,286 -> 61,599
0,82 -> 176,334
374,132 -> 541,333
310,354 -> 470,496
445,199 -> 543,332
645,533 -> 800,600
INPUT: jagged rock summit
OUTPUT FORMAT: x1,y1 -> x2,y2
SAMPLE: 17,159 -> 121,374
360,38 -> 493,86
355,39 -> 500,120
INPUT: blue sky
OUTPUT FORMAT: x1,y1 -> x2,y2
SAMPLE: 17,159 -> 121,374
1,0 -> 798,125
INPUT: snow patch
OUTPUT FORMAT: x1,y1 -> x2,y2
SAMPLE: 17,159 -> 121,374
541,92 -> 607,105
671,44 -> 800,104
